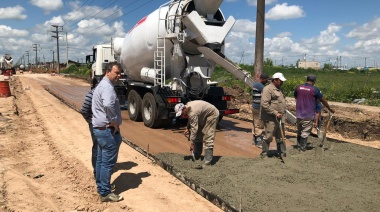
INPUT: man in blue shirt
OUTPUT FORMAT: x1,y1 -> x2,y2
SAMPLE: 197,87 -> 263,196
251,73 -> 269,148
294,74 -> 334,151
92,61 -> 123,202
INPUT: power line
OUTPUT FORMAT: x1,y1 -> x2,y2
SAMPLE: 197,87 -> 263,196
64,0 -> 95,27
67,0 -> 118,29
85,0 -> 153,34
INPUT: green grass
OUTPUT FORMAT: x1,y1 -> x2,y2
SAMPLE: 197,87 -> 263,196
62,63 -> 380,106
212,65 -> 380,106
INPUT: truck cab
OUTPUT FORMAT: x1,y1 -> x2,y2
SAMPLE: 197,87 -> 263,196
87,44 -> 127,107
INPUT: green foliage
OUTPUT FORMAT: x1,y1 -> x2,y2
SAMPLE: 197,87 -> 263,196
264,58 -> 273,67
61,64 -> 91,77
212,65 -> 380,107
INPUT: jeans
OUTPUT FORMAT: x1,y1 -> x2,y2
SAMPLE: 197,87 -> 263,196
89,123 -> 98,178
94,127 -> 122,196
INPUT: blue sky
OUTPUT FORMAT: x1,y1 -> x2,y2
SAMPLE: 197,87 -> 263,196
1,0 -> 379,68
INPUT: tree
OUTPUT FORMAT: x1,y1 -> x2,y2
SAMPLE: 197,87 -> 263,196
323,63 -> 333,70
264,58 -> 273,67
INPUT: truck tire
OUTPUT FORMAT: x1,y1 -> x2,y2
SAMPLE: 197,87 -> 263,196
142,92 -> 161,128
128,90 -> 142,121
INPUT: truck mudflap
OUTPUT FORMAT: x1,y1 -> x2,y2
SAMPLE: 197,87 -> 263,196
220,108 -> 240,115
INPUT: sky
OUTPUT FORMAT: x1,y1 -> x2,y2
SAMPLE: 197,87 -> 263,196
0,0 -> 379,69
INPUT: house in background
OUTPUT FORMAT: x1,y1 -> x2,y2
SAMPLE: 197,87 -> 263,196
297,61 -> 321,70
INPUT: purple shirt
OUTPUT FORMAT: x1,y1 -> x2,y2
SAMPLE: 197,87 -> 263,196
294,83 -> 323,119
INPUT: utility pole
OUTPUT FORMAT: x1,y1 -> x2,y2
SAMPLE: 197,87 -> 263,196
254,0 -> 265,80
51,25 -> 63,74
51,50 -> 55,70
32,44 -> 39,67
65,31 -> 69,67
304,54 -> 307,69
25,51 -> 30,65
364,57 -> 367,68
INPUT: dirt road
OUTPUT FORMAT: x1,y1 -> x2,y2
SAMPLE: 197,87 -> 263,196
0,74 -> 221,211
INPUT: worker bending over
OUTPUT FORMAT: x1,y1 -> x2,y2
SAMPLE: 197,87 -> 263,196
174,100 -> 219,165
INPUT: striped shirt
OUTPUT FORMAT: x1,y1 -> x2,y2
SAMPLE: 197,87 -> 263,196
80,89 -> 94,123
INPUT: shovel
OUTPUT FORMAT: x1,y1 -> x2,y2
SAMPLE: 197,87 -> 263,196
277,117 -> 286,163
317,111 -> 333,153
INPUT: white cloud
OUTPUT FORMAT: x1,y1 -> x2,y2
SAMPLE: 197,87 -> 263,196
43,16 -> 65,27
76,18 -> 114,36
113,21 -> 126,38
276,32 -> 292,38
303,23 -> 341,49
346,17 -> 380,40
266,3 -> 305,20
64,5 -> 123,22
231,19 -> 257,33
0,5 -> 27,20
0,37 -> 35,62
224,19 -> 257,63
30,0 -> 63,13
0,25 -> 29,37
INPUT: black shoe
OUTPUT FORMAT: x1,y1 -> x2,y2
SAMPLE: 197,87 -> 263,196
100,193 -> 123,202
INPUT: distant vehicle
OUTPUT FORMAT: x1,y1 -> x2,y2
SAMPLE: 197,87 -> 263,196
0,54 -> 16,74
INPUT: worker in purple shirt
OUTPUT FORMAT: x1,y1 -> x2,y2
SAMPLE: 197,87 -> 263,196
294,74 -> 335,151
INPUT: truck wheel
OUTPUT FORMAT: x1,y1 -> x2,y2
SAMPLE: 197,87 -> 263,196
142,92 -> 161,128
128,90 -> 142,121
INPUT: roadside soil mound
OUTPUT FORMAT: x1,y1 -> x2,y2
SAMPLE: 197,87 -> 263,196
224,86 -> 380,144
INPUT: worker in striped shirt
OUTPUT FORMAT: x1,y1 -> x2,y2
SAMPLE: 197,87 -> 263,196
80,88 -> 97,177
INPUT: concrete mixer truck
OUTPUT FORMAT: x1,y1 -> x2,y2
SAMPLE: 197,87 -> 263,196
91,0 -> 260,128
0,54 -> 16,75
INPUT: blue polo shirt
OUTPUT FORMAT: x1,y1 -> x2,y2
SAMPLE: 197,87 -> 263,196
294,83 -> 323,119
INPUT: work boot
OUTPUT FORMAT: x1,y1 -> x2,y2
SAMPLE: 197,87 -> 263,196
299,138 -> 307,152
100,193 -> 123,202
260,141 -> 269,159
204,148 -> 213,165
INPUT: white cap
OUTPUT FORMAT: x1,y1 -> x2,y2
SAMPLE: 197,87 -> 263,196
174,103 -> 185,117
272,72 -> 287,81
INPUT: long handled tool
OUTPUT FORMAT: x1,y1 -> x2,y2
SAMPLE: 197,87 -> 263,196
277,117 -> 286,163
185,132 -> 195,161
317,111 -> 333,154
320,111 -> 333,148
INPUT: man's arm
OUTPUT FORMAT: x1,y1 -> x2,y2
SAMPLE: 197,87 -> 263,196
320,97 -> 335,113
188,116 -> 199,142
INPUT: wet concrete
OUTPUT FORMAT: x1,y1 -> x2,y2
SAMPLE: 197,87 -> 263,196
156,136 -> 380,211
